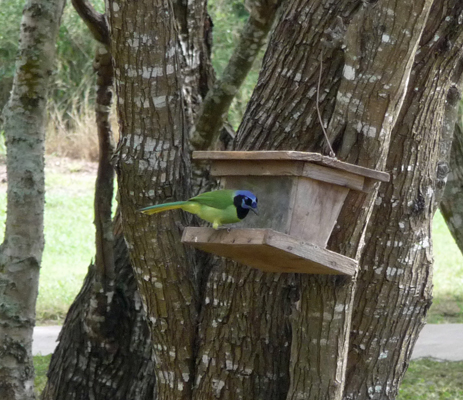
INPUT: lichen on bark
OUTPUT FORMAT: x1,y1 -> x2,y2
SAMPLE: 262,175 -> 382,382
0,0 -> 65,398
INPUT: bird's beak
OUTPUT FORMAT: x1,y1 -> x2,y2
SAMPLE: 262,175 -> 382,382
251,207 -> 259,215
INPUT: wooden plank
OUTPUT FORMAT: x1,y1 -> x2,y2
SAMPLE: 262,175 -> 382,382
182,227 -> 357,275
264,230 -> 356,275
213,160 -> 371,192
194,150 -> 323,162
302,163 -> 365,192
211,160 -> 305,177
193,151 -> 390,182
288,178 -> 349,247
318,156 -> 390,183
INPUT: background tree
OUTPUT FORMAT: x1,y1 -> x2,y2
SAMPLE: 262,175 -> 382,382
0,0 -> 65,398
441,116 -> 463,251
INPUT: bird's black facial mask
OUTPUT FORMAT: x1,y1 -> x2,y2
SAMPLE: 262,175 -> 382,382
243,196 -> 258,215
234,194 -> 259,219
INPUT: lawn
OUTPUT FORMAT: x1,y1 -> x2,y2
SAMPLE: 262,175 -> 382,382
399,359 -> 463,399
0,157 -> 97,323
34,355 -> 52,397
429,212 -> 463,323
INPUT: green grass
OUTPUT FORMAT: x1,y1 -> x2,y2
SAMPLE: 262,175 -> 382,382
37,169 -> 95,322
429,211 -> 463,323
0,161 -> 96,324
34,355 -> 52,396
398,359 -> 463,399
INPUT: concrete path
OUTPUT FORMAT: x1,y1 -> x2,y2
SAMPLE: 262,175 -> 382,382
33,326 -> 61,356
410,323 -> 463,361
33,324 -> 463,361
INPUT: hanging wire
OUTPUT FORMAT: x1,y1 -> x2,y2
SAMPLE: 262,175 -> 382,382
316,50 -> 336,158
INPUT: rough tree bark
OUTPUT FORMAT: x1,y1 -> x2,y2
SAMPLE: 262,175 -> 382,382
173,0 -> 214,128
344,2 -> 463,399
107,0 -> 201,398
41,214 -> 156,400
0,0 -> 65,398
218,1 -> 431,399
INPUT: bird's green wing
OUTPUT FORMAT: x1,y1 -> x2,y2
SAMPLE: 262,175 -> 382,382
188,190 -> 236,210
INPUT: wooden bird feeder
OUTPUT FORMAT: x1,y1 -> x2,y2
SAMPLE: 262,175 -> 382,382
182,151 -> 390,275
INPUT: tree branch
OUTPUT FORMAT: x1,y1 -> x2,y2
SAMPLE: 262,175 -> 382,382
438,54 -> 463,251
93,44 -> 115,281
71,0 -> 109,45
72,0 -> 115,282
440,109 -> 463,253
190,0 -> 281,150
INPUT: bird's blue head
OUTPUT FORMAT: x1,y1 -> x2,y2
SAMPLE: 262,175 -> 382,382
233,190 -> 258,219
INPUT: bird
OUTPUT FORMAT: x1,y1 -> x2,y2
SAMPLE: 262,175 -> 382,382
139,189 -> 258,229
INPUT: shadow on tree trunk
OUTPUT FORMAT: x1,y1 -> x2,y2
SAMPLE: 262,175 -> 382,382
41,215 -> 156,400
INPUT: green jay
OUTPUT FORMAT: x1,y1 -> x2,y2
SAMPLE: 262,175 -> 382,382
139,189 -> 258,229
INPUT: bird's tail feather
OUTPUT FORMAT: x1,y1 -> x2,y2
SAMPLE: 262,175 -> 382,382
139,201 -> 187,215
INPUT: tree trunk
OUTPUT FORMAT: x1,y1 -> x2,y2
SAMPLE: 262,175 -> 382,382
173,0 -> 214,129
0,0 -> 65,398
108,0 -> 442,399
344,2 -> 463,398
42,0 -> 215,398
107,0 -> 459,399
108,0 -> 199,398
228,1 -> 431,399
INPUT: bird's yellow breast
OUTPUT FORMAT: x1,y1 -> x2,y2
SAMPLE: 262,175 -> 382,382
182,203 -> 240,228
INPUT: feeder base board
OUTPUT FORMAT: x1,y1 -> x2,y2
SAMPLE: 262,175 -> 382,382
182,227 -> 357,275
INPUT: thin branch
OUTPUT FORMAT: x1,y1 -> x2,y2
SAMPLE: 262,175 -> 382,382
72,0 -> 114,280
93,44 -> 116,281
72,0 -> 109,45
190,0 -> 282,151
